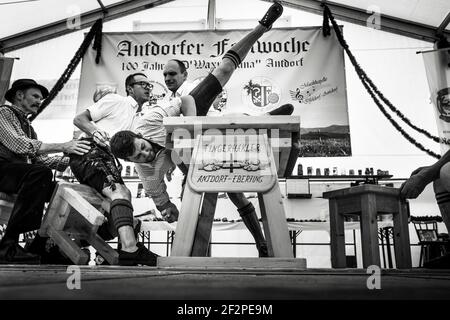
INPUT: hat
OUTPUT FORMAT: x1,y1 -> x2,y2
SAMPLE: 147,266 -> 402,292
5,79 -> 49,103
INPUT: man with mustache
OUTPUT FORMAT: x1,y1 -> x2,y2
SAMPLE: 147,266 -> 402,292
0,79 -> 91,264
71,73 -> 159,266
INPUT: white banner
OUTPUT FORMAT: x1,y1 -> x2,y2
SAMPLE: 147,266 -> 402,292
78,27 -> 351,157
0,57 -> 15,105
422,47 -> 450,154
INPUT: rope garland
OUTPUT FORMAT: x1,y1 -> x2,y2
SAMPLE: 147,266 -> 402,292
322,4 -> 442,159
30,19 -> 104,121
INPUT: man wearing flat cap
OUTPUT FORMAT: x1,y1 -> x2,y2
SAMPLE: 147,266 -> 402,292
0,78 -> 91,264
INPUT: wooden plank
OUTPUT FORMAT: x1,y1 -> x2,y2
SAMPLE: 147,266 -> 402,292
258,184 -> 293,258
360,193 -> 381,268
89,234 -> 119,265
47,228 -> 89,265
393,200 -> 412,269
158,257 -> 306,269
39,192 -> 71,235
60,188 -> 106,226
164,115 -> 301,133
191,192 -> 218,257
61,183 -> 105,207
335,197 -> 362,215
329,198 -> 346,268
171,183 -> 203,256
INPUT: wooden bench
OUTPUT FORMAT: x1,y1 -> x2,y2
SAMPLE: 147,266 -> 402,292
38,182 -> 119,265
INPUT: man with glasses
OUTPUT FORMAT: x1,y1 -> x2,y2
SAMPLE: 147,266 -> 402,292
70,73 -> 159,266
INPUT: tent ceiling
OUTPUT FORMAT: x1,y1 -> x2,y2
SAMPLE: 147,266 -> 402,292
1,0 -> 449,53
264,0 -> 450,43
0,0 -> 174,52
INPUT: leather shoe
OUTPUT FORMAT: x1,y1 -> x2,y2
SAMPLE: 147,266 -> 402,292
0,241 -> 40,264
259,1 -> 283,29
118,242 -> 159,266
268,103 -> 294,115
257,242 -> 269,257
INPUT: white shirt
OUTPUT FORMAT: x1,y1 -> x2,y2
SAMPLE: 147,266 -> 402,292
168,80 -> 199,99
86,93 -> 140,137
133,98 -> 182,147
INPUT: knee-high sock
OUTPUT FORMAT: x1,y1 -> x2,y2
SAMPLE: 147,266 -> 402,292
109,199 -> 134,231
238,202 -> 268,256
223,25 -> 266,69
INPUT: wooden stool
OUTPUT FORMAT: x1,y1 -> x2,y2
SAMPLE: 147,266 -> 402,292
323,185 -> 412,269
39,182 -> 118,265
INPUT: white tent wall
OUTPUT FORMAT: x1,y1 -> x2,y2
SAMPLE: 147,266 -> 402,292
3,0 -> 446,265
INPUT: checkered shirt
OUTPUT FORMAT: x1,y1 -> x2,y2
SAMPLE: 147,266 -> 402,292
0,105 -> 69,171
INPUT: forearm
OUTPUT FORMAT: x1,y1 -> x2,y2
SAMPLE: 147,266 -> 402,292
73,111 -> 98,135
419,149 -> 450,181
36,155 -> 70,171
37,142 -> 68,155
135,163 -> 170,207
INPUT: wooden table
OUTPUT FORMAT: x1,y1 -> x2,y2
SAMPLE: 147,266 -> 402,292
323,184 -> 412,269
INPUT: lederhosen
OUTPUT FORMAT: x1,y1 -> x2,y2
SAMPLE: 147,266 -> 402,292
69,138 -> 124,193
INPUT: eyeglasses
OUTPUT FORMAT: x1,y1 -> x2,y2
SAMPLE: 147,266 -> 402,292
131,81 -> 153,90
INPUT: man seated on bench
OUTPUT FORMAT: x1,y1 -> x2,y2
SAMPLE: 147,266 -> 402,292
110,1 -> 292,257
0,79 -> 91,264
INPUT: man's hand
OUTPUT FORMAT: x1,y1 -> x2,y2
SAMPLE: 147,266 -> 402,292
399,166 -> 433,199
63,140 -> 91,155
92,129 -> 110,147
158,201 -> 179,223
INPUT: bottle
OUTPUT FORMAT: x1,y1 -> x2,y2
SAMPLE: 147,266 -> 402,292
297,164 -> 303,176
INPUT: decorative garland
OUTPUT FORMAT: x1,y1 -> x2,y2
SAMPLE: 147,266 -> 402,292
410,215 -> 443,222
30,19 -> 104,121
322,4 -> 442,159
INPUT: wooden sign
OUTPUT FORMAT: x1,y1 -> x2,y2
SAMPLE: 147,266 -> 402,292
188,134 -> 277,193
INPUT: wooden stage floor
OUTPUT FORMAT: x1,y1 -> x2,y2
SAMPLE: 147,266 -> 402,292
0,265 -> 449,300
